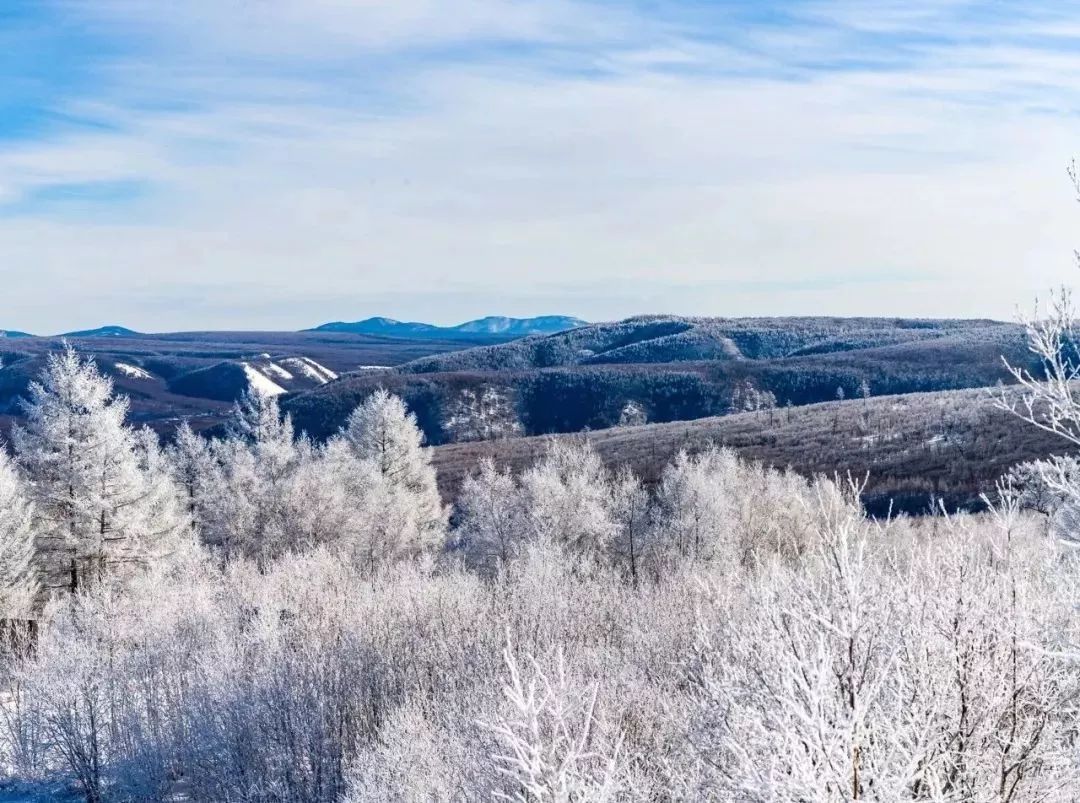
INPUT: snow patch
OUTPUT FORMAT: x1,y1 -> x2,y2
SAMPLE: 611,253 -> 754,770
280,357 -> 337,383
115,362 -> 152,380
262,362 -> 294,381
241,363 -> 286,397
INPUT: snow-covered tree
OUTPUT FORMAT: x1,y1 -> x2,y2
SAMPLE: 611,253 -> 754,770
455,458 -> 525,570
13,347 -> 185,592
653,447 -> 822,567
0,450 -> 38,620
520,440 -> 616,557
445,386 -> 522,442
730,380 -> 776,413
204,393 -> 303,560
608,466 -> 651,584
165,421 -> 219,525
617,401 -> 648,428
339,389 -> 446,558
652,449 -> 735,563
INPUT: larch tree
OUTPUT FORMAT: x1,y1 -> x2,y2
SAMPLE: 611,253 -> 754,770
0,450 -> 39,620
13,347 -> 186,593
338,389 -> 447,567
166,421 -> 216,516
208,390 -> 302,560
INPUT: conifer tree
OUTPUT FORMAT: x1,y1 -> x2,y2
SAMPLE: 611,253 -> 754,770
0,450 -> 38,618
337,390 -> 447,570
13,346 -> 184,591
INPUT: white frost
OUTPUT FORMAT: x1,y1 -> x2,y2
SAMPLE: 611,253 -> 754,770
241,363 -> 286,397
280,357 -> 338,383
114,362 -> 152,380
262,362 -> 294,381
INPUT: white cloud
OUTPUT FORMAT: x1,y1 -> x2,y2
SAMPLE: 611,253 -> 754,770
4,1 -> 1079,331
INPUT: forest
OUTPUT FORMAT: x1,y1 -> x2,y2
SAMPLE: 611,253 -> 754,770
0,302 -> 1079,801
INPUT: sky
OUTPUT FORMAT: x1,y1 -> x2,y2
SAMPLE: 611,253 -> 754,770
2,0 -> 1080,333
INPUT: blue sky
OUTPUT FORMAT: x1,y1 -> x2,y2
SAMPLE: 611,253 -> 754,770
1,0 -> 1079,332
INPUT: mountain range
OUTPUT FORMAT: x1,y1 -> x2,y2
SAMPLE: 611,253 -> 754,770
306,315 -> 586,338
1,316 -> 587,340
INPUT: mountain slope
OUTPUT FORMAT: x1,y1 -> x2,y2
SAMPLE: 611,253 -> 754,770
431,385 -> 1066,515
399,316 -> 1023,374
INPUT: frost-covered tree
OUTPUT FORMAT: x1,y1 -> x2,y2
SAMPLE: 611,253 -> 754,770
455,458 -> 525,570
731,381 -> 777,413
203,392 -> 303,560
0,450 -> 38,620
228,389 -> 296,458
339,389 -> 446,557
165,421 -> 219,524
608,466 -> 651,584
13,347 -> 185,592
520,440 -> 616,557
445,386 -> 522,443
653,447 -> 821,567
652,449 -> 735,563
617,401 -> 648,428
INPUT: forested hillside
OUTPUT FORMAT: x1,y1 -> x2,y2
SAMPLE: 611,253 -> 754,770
433,385 -> 1069,514
400,315 -> 1021,372
284,316 -> 1034,443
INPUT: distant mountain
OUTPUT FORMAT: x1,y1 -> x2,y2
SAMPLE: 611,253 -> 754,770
309,317 -> 442,337
451,316 -> 587,335
61,325 -> 141,338
306,316 -> 586,338
0,330 -> 33,338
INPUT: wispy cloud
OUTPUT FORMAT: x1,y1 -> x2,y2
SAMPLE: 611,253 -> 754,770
0,0 -> 1077,331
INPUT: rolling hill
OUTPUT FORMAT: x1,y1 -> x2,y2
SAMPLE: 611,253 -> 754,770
284,315 -> 1035,443
0,328 -> 509,437
400,315 -> 1021,373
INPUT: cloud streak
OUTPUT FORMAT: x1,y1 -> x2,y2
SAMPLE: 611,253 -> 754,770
0,0 -> 1078,331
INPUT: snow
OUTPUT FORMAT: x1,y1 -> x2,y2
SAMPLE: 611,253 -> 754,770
357,365 -> 389,371
241,363 -> 286,397
262,362 -> 294,381
114,362 -> 153,380
280,357 -> 338,383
